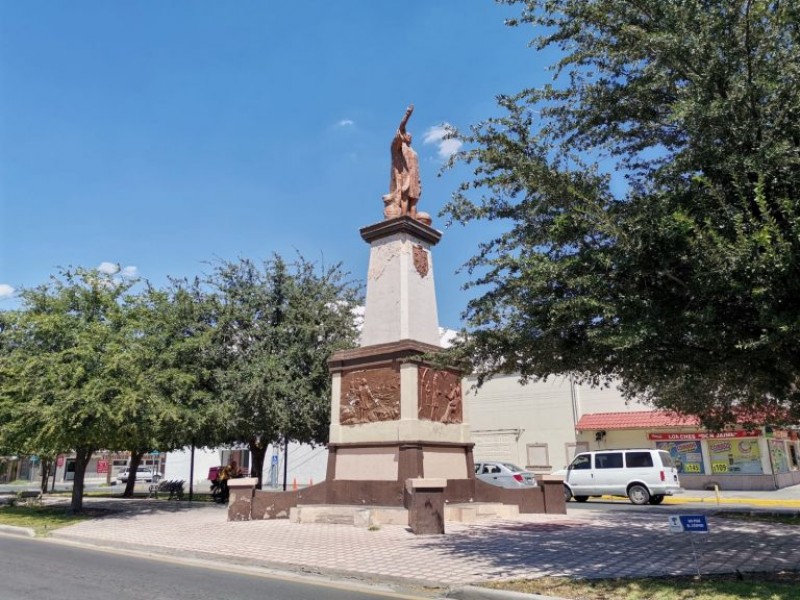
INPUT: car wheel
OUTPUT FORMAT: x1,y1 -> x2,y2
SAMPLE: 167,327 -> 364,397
649,494 -> 665,505
628,484 -> 650,505
563,485 -> 572,502
574,496 -> 589,503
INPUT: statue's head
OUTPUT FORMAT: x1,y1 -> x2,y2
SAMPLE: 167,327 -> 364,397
403,132 -> 412,145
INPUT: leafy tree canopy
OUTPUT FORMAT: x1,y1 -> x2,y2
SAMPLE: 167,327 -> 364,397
0,268 -> 136,509
444,0 -> 800,427
206,255 -> 360,487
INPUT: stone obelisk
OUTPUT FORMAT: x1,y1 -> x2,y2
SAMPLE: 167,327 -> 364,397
325,105 -> 475,505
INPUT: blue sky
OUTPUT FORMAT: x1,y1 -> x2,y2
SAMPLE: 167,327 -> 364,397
0,1 -> 557,329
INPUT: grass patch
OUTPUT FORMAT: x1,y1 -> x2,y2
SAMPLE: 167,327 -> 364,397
717,512 -> 800,526
0,505 -> 91,536
485,572 -> 800,600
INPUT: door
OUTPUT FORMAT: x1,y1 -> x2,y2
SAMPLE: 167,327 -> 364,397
565,453 -> 593,494
593,452 -> 625,495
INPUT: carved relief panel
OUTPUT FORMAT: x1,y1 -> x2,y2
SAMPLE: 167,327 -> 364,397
340,366 -> 401,425
418,366 -> 463,424
412,244 -> 429,278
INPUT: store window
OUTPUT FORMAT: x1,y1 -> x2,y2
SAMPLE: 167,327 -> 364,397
709,438 -> 762,474
655,440 -> 705,474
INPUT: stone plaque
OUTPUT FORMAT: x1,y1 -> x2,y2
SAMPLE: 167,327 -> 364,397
413,244 -> 429,278
340,367 -> 401,425
418,367 -> 463,424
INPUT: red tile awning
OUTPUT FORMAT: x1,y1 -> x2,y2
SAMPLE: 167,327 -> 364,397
576,410 -> 700,431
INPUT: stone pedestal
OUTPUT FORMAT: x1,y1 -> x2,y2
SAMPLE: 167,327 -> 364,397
227,477 -> 257,521
406,478 -> 446,535
360,217 -> 441,347
323,217 -> 474,502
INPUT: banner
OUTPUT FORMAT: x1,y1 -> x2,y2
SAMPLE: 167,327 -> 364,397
656,440 -> 704,474
649,430 -> 759,441
709,438 -> 762,474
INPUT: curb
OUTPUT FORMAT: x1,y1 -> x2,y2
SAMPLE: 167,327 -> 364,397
596,495 -> 800,508
0,524 -> 36,538
445,585 -> 567,600
48,531 -> 448,595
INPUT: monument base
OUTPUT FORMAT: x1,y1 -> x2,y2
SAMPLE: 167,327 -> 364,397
240,475 -> 567,521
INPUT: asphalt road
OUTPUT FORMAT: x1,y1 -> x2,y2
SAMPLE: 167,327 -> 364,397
0,535 -> 425,600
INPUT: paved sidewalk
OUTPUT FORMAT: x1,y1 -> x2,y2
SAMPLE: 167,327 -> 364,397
40,497 -> 800,591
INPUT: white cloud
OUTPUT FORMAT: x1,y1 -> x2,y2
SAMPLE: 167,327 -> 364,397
97,262 -> 120,275
120,265 -> 139,278
337,119 -> 355,127
0,284 -> 15,299
423,124 -> 462,159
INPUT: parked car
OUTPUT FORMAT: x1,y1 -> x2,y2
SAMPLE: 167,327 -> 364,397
556,448 -> 681,505
474,461 -> 538,489
117,467 -> 161,484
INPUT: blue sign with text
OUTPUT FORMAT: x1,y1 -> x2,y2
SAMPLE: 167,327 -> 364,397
669,515 -> 709,533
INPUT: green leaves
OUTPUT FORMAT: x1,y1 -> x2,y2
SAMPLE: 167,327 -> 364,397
207,255 -> 361,455
444,0 -> 800,425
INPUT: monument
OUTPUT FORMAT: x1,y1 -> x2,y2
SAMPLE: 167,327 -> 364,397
324,104 -> 473,506
234,106 -> 566,524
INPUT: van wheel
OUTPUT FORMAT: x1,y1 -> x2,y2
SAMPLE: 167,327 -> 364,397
574,496 -> 589,503
649,495 -> 665,505
564,486 -> 572,502
628,484 -> 650,505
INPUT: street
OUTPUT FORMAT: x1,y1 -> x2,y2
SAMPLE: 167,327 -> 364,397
0,535 -> 426,600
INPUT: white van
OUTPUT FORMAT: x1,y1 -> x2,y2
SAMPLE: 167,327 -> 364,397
560,448 -> 681,505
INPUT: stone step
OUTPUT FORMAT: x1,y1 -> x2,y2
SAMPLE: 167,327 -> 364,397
289,502 -> 519,527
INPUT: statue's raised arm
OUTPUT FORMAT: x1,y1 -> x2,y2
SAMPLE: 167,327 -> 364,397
398,104 -> 414,134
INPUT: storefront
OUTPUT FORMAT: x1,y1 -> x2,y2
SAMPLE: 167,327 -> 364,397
576,411 -> 800,490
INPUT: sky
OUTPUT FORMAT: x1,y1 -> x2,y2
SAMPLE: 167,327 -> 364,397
0,1 -> 559,329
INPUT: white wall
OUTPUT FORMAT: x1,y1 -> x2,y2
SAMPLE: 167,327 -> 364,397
466,375 -> 652,472
164,442 -> 329,490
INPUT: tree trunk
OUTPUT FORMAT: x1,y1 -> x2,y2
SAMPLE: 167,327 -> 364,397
70,447 -> 94,513
122,451 -> 145,498
39,458 -> 51,494
248,439 -> 268,490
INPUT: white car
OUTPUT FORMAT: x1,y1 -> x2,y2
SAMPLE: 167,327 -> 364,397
558,448 -> 681,505
117,467 -> 160,484
474,461 -> 538,489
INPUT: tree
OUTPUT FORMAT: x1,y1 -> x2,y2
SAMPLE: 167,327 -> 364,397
0,268 -> 135,511
114,282 -> 221,497
443,0 -> 800,427
208,255 -> 360,488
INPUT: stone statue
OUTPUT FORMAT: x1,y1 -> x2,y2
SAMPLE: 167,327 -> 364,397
383,104 -> 421,220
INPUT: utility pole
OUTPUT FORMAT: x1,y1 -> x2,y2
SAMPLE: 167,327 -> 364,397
282,436 -> 289,491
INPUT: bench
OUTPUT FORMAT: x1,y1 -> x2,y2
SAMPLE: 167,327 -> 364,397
14,490 -> 43,506
148,480 -> 185,500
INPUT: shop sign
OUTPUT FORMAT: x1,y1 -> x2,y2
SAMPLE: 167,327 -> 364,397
56,455 -> 64,467
96,460 -> 109,474
648,431 -> 759,441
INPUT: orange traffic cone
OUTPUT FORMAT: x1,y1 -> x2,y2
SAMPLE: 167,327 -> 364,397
292,478 -> 297,491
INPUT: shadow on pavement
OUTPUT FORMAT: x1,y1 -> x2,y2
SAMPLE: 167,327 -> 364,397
418,511 -> 800,580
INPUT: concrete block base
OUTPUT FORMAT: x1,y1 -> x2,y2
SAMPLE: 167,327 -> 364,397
289,504 -> 408,527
